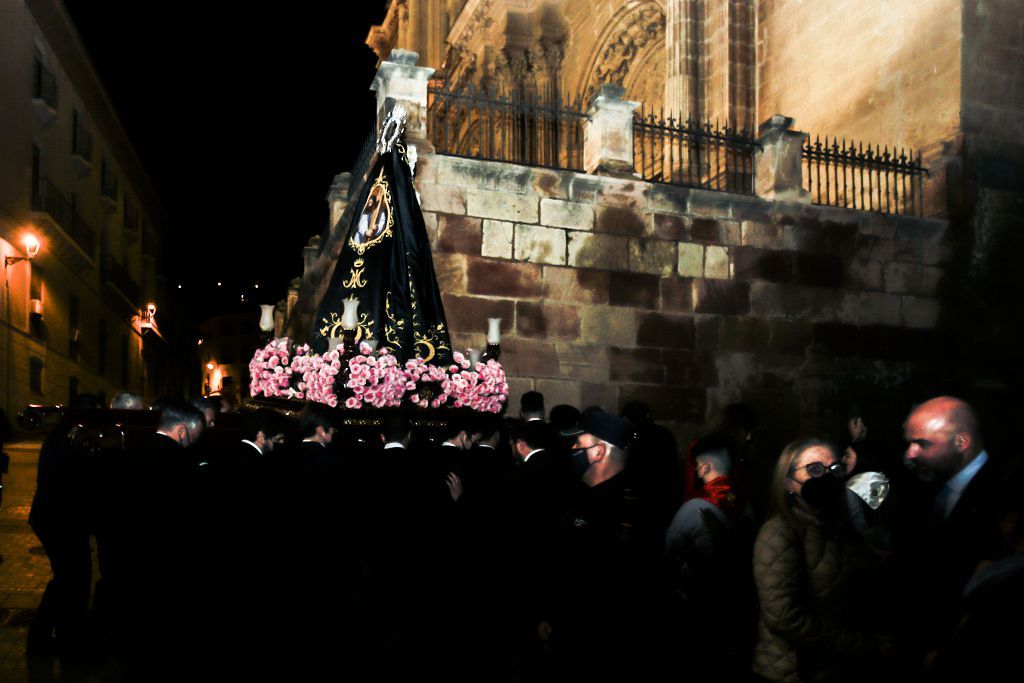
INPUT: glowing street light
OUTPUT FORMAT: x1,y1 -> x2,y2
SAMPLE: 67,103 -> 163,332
5,231 -> 42,415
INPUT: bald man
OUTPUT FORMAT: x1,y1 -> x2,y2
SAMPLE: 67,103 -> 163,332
899,396 -> 1004,666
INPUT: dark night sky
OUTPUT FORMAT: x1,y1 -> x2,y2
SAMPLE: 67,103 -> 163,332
61,1 -> 386,327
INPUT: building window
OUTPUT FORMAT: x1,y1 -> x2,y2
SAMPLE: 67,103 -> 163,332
29,312 -> 45,339
29,269 -> 45,339
120,335 -> 129,387
69,376 -> 79,403
31,144 -> 41,200
32,56 -> 58,109
69,294 -> 80,359
71,109 -> 92,161
100,159 -> 118,201
98,319 -> 108,376
29,357 -> 43,394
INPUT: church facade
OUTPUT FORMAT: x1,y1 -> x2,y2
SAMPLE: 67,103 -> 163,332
285,0 -> 1021,442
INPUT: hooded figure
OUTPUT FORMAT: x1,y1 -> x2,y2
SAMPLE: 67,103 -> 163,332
311,107 -> 452,365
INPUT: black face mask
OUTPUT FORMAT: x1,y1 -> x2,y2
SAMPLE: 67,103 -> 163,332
799,473 -> 846,512
570,448 -> 592,479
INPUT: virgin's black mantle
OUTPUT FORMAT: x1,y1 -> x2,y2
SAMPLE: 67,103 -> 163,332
309,143 -> 452,365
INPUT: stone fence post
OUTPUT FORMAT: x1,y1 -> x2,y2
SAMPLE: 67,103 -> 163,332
584,84 -> 640,176
302,235 -> 321,277
755,115 -> 810,202
326,172 -> 351,232
370,48 -> 435,145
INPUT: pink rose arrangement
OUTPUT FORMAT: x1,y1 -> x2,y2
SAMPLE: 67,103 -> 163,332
403,355 -> 453,409
288,343 -> 341,407
440,352 -> 509,413
344,343 -> 408,409
248,338 -> 294,398
249,340 -> 508,412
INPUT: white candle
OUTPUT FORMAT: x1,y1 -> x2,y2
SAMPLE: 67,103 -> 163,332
468,348 -> 482,365
365,339 -> 379,351
486,317 -> 501,344
258,304 -> 275,332
327,337 -> 343,353
342,298 -> 360,329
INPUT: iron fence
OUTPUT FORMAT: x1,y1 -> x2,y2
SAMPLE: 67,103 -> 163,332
634,107 -> 760,195
428,84 -> 587,172
802,136 -> 926,216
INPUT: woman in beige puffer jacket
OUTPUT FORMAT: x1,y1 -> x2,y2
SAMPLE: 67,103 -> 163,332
752,438 -> 890,683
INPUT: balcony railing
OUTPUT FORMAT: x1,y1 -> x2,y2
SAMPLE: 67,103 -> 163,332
141,225 -> 158,259
124,203 -> 139,235
32,60 -> 58,109
634,108 -> 760,195
101,163 -> 118,202
72,120 -> 93,162
31,177 -> 96,256
102,254 -> 139,306
428,84 -> 586,172
802,136 -> 926,216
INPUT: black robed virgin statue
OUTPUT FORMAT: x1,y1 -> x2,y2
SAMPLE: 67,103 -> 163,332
310,106 -> 453,365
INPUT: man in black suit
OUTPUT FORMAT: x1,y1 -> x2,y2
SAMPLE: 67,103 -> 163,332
27,394 -> 101,667
451,414 -> 517,678
210,408 -> 288,679
280,403 -> 350,681
509,419 -> 570,678
899,396 -> 1004,670
127,400 -> 208,681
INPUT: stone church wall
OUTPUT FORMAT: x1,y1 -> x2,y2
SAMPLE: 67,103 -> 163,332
415,152 -> 949,440
757,0 -> 962,157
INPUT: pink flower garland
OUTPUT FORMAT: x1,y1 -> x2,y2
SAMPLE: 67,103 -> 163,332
248,341 -> 509,412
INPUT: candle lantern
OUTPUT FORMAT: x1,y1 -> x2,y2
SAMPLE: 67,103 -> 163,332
483,317 -> 502,361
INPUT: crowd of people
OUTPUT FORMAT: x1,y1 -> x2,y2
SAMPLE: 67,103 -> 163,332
19,389 -> 1024,682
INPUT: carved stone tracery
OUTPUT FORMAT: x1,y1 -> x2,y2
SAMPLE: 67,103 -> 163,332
584,2 -> 666,104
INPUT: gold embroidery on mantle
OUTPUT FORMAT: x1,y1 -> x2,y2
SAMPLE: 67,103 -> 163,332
343,258 -> 367,289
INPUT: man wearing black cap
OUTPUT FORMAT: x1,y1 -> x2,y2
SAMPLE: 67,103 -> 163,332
541,409 -> 662,681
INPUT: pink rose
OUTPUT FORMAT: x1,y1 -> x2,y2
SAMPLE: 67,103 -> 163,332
345,397 -> 360,409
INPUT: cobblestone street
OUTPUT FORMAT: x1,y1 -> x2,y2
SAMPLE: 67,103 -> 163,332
1,440 -> 52,683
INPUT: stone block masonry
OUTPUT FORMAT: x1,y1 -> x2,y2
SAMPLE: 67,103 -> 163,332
416,153 -> 948,435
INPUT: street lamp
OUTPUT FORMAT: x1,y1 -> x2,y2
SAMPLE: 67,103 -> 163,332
139,302 -> 157,330
5,232 -> 42,416
4,233 -> 40,266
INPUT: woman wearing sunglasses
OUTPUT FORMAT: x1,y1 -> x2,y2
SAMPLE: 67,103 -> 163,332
751,438 -> 892,683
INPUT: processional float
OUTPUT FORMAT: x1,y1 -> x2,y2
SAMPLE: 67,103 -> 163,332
248,106 -> 509,420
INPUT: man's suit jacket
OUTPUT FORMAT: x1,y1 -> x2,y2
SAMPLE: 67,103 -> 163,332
898,455 -> 1005,651
931,457 -> 1004,601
